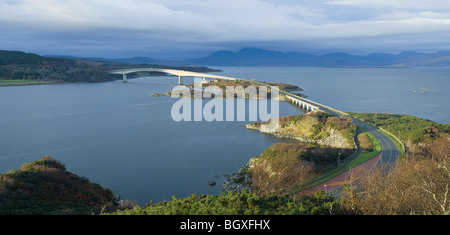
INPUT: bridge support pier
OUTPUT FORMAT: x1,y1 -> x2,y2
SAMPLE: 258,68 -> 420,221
178,76 -> 183,85
123,74 -> 127,82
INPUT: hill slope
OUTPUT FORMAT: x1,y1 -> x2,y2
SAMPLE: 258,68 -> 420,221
0,156 -> 117,215
0,50 -> 220,84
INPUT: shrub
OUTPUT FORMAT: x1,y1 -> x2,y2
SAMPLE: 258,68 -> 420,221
357,133 -> 372,152
109,190 -> 336,215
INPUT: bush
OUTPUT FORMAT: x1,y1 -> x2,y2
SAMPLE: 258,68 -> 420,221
109,190 -> 337,215
357,133 -> 372,152
252,148 -> 316,196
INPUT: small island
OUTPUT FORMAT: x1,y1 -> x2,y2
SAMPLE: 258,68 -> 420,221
165,79 -> 306,99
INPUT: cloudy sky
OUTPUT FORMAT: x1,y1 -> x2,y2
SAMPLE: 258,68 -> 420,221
1,0 -> 450,59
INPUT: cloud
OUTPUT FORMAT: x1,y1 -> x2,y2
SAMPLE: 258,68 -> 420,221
1,0 -> 450,58
325,0 -> 450,10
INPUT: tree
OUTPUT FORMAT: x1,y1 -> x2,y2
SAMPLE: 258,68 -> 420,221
357,133 -> 372,152
251,145 -> 316,196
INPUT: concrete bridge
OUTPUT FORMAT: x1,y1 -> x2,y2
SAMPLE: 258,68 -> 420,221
284,95 -> 321,112
283,93 -> 348,116
108,67 -> 344,114
108,68 -> 240,85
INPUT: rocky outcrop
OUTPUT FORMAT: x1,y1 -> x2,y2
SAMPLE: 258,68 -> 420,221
222,158 -> 256,193
246,123 -> 349,148
245,110 -> 356,148
316,129 -> 349,148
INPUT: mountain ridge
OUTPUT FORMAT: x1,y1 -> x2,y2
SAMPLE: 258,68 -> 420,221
185,48 -> 450,67
46,48 -> 450,67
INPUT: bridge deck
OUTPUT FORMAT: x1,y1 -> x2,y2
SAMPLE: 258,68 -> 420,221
109,68 -> 347,116
108,68 -> 240,81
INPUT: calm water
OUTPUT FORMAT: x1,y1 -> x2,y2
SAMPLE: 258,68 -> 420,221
215,67 -> 450,124
0,67 -> 449,205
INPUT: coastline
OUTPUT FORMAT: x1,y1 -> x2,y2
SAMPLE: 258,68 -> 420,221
0,80 -> 65,86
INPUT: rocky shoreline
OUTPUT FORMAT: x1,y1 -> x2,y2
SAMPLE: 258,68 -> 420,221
222,159 -> 255,193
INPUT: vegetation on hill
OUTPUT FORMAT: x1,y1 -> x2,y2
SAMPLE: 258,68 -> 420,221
0,50 -> 62,65
0,50 -> 111,82
337,113 -> 450,214
348,112 -> 450,146
0,50 -> 220,84
339,132 -> 450,215
247,110 -> 357,148
251,142 -> 353,196
238,111 -> 358,197
0,156 -> 118,215
109,190 -> 335,215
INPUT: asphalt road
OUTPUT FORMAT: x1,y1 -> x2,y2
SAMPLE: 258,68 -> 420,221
352,119 -> 399,171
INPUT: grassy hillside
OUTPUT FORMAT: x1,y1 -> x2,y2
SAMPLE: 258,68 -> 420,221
0,156 -> 118,215
348,112 -> 450,145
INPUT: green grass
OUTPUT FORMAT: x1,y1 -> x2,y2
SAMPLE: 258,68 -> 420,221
0,79 -> 60,86
351,129 -> 381,165
351,115 -> 404,157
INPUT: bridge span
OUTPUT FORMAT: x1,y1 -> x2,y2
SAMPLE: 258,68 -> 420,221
108,68 -> 240,85
108,68 -> 338,114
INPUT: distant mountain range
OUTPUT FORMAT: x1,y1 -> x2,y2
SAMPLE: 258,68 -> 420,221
49,48 -> 450,67
185,48 -> 450,67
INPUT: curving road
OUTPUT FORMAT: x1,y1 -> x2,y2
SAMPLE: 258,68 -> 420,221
352,119 -> 399,169
303,118 -> 399,198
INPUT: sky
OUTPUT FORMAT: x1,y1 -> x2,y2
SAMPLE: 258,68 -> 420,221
1,0 -> 450,59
